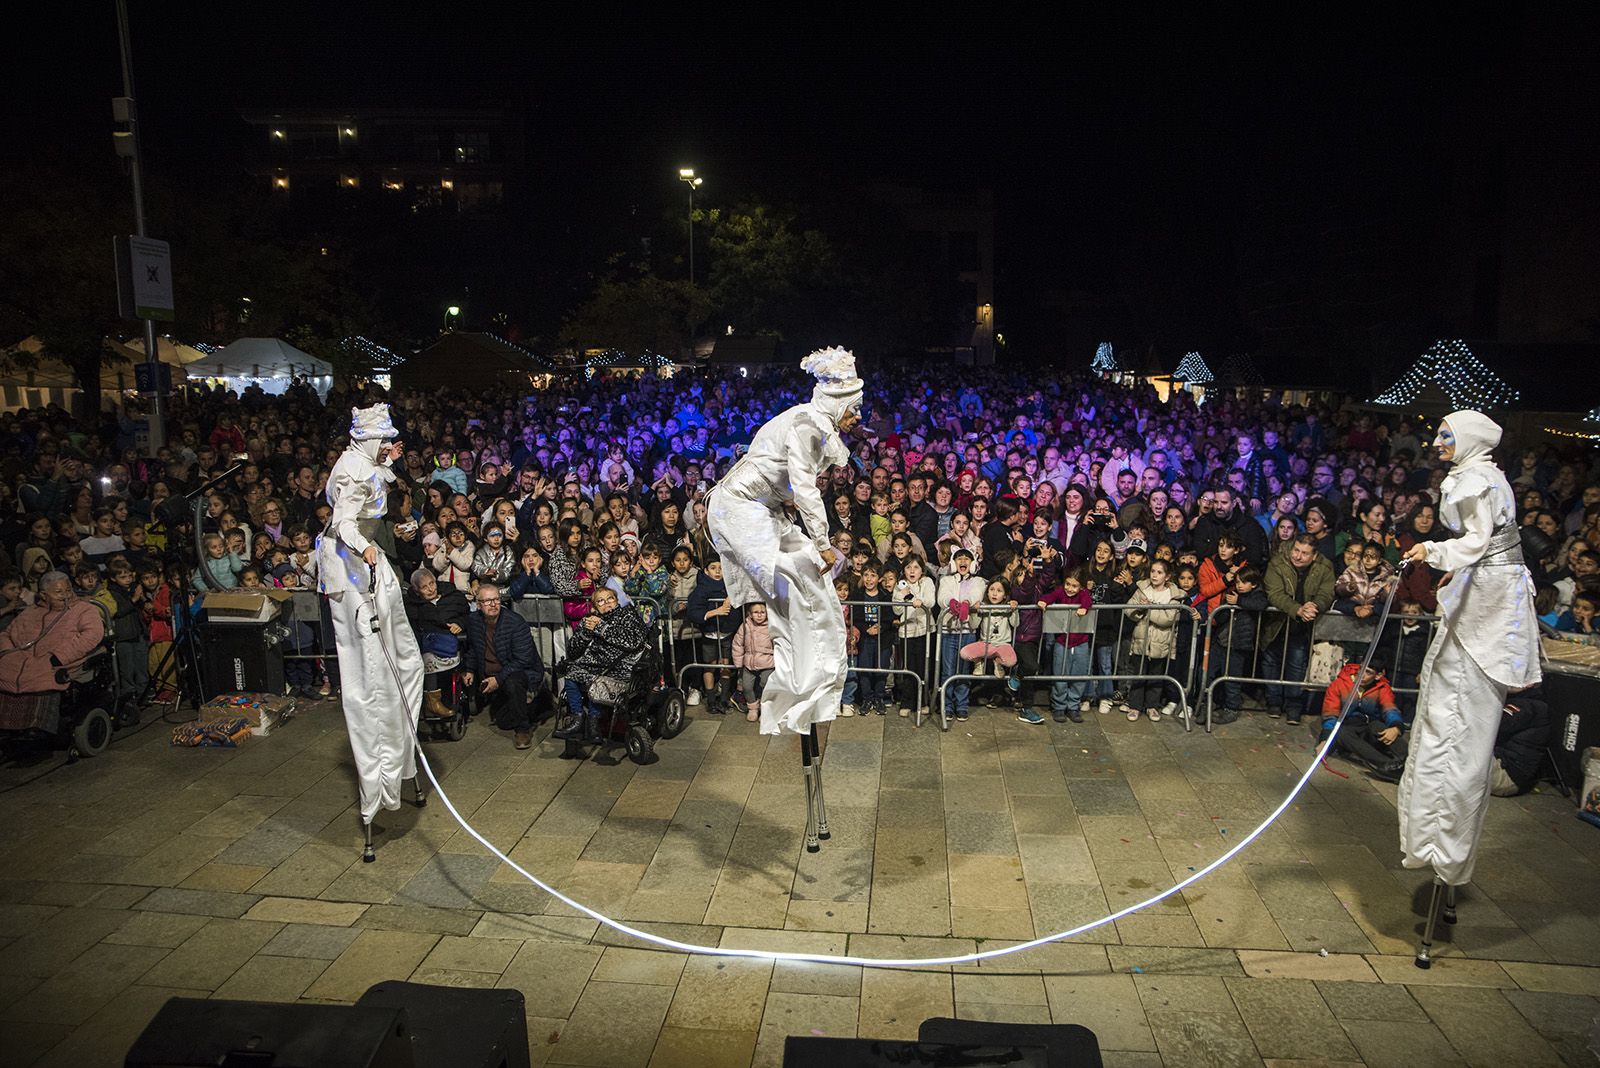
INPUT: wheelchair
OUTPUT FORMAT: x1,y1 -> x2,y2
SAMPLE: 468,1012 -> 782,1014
0,618 -> 124,760
419,645 -> 470,742
560,642 -> 687,765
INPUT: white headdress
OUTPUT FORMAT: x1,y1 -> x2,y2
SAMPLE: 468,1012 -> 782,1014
803,346 -> 863,425
350,403 -> 398,441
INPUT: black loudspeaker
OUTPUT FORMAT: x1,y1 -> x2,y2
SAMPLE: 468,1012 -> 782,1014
125,997 -> 415,1067
1544,668 -> 1600,795
200,621 -> 286,700
357,981 -> 529,1068
919,1017 -> 1104,1067
784,1036 -> 1052,1067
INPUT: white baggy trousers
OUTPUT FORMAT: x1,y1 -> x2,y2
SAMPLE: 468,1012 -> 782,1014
1396,628 -> 1506,886
757,526 -> 847,736
329,562 -> 424,820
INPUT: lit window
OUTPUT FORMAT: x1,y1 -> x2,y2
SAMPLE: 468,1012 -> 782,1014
271,129 -> 284,140
272,175 -> 290,190
382,177 -> 403,191
340,174 -> 359,189
440,178 -> 454,191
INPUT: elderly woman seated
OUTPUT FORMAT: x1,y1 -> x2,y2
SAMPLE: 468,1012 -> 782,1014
553,587 -> 649,758
0,571 -> 107,730
404,567 -> 472,719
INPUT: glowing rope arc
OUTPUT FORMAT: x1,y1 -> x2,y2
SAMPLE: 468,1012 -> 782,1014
400,571 -> 1406,968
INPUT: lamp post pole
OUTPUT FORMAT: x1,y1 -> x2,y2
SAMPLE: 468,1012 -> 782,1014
115,0 -> 164,451
678,168 -> 703,285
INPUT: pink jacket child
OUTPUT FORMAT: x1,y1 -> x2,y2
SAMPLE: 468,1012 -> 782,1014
732,613 -> 775,672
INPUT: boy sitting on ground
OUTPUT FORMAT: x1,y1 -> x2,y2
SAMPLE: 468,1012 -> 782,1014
1319,653 -> 1407,780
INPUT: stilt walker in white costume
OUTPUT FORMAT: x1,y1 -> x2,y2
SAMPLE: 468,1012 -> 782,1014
707,348 -> 861,852
318,403 -> 429,862
1398,410 -> 1540,966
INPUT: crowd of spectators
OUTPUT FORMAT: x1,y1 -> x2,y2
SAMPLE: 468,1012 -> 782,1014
1,363 -> 1596,752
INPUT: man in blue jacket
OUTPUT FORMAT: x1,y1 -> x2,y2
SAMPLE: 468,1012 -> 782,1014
463,584 -> 543,750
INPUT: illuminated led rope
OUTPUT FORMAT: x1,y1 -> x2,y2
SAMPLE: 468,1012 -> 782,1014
1372,339 -> 1518,410
406,569 -> 1406,967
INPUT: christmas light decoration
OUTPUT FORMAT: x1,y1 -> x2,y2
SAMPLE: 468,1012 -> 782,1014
1584,406 -> 1600,424
339,335 -> 400,369
1371,340 -> 1519,410
1091,342 -> 1119,375
1173,351 -> 1214,384
583,349 -> 673,380
1220,353 -> 1263,388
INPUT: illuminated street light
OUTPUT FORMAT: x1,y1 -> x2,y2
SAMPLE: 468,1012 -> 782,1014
443,304 -> 461,331
679,168 -> 703,285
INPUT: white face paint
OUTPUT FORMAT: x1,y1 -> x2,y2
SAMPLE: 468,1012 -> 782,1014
1433,424 -> 1456,461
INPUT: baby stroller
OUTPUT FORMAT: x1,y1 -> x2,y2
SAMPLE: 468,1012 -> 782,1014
568,643 -> 687,765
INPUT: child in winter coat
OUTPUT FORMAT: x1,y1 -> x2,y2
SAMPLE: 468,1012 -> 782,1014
891,555 -> 937,717
1319,658 -> 1406,776
1036,567 -> 1094,722
667,547 -> 701,702
1208,566 -> 1267,723
135,563 -> 176,700
1385,598 -> 1431,722
193,532 -> 246,590
623,543 -> 670,627
685,557 -> 741,714
470,522 -> 516,588
431,523 -> 477,592
851,563 -> 894,715
936,547 -> 987,721
1127,559 -> 1194,723
1333,539 -> 1396,621
961,578 -> 1020,676
731,602 -> 774,722
837,574 -> 861,716
107,561 -> 149,703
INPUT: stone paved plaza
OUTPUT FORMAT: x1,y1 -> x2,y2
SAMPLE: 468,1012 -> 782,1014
1,698 -> 1598,1067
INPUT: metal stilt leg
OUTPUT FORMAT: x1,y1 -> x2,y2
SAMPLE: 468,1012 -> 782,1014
412,775 -> 428,808
1442,883 -> 1457,925
811,727 -> 829,843
362,818 -> 375,864
1415,876 -> 1445,968
801,732 -> 820,853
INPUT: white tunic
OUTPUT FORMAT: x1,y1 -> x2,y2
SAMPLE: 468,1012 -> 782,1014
1397,457 -> 1540,885
708,403 -> 849,735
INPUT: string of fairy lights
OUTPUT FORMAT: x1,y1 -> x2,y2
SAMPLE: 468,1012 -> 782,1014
1174,351 -> 1215,384
1371,339 -> 1519,410
1091,341 -> 1119,374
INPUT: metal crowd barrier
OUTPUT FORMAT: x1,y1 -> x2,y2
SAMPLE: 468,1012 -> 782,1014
1196,603 -> 1440,732
927,601 -> 1203,732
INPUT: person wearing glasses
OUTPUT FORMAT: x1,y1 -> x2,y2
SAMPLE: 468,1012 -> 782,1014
462,584 -> 543,750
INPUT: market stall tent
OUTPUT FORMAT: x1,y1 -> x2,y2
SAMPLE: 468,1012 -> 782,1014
184,338 -> 333,395
392,332 -> 555,390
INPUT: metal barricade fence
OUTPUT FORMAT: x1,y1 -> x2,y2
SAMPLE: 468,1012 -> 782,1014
928,600 -> 1203,732
1198,603 -> 1440,733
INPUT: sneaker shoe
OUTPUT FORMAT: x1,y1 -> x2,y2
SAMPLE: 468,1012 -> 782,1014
746,703 -> 759,722
1126,708 -> 1140,722
1017,709 -> 1045,725
955,710 -> 969,722
1111,688 -> 1126,704
1159,701 -> 1178,718
875,702 -> 887,716
514,730 -> 533,750
1052,711 -> 1068,723
1265,707 -> 1282,718
971,661 -> 988,676
840,703 -> 856,718
1119,703 -> 1137,714
687,688 -> 702,706
1068,708 -> 1085,723
317,678 -> 332,697
898,706 -> 911,717
1286,712 -> 1303,725
1146,707 -> 1160,722
1079,700 -> 1092,714
1097,699 -> 1112,715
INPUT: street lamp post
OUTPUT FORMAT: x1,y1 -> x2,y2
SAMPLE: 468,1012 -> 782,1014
443,305 -> 461,332
678,168 -> 703,285
114,0 -> 164,450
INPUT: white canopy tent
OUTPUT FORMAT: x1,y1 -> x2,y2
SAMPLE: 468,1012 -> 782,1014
184,338 -> 333,396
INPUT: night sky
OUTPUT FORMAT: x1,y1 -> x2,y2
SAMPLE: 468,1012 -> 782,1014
12,10 -> 1597,386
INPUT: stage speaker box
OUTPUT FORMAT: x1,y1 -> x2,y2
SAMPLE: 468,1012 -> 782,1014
356,982 -> 529,1068
1543,666 -> 1600,795
125,997 -> 415,1067
200,620 -> 286,700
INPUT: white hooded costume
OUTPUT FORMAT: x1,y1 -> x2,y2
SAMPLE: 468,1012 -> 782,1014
318,404 -> 425,821
1396,410 -> 1540,885
707,348 -> 858,735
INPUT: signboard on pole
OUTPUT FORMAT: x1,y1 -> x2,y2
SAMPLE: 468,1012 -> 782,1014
114,235 -> 175,321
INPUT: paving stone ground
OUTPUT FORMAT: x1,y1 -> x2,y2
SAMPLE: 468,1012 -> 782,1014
1,696 -> 1598,1067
